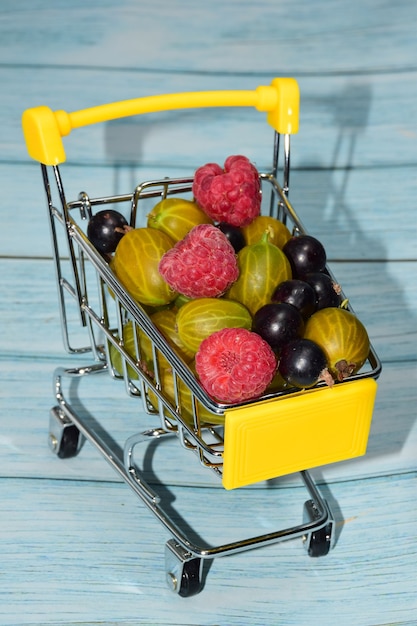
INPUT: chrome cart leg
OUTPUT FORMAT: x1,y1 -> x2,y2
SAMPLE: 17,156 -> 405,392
302,476 -> 335,557
165,539 -> 204,597
48,364 -> 336,595
48,362 -> 107,458
303,499 -> 334,557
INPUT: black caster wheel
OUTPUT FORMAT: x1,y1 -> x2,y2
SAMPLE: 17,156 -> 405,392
175,557 -> 203,597
48,406 -> 83,459
165,539 -> 204,597
306,524 -> 332,557
303,499 -> 334,557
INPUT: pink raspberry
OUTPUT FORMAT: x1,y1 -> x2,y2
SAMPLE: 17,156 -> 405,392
195,327 -> 277,403
158,224 -> 239,298
192,155 -> 261,227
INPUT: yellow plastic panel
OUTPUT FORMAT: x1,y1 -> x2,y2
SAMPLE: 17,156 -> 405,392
222,378 -> 377,490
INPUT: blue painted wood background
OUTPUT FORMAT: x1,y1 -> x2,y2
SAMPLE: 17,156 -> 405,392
1,1 -> 416,624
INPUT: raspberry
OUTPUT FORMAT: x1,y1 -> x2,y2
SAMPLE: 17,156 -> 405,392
158,224 -> 239,298
195,327 -> 277,403
192,155 -> 261,227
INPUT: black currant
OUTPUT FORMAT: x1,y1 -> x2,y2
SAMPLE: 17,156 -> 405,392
216,222 -> 246,253
271,279 -> 317,319
252,302 -> 304,352
304,272 -> 341,309
278,338 -> 328,389
87,209 -> 130,254
283,234 -> 327,277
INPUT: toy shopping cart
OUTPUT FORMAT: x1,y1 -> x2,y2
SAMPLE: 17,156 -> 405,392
22,78 -> 381,596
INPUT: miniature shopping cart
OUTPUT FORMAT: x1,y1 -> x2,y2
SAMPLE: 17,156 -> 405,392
22,78 -> 381,596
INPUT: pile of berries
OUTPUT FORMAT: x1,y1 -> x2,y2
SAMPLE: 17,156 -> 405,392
87,154 -> 370,409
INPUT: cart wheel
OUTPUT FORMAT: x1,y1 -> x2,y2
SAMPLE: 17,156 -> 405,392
303,499 -> 334,558
56,424 -> 81,459
177,557 -> 204,597
165,539 -> 204,597
305,524 -> 332,557
48,406 -> 82,459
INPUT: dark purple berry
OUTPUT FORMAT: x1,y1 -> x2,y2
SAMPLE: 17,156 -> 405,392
278,338 -> 328,389
271,279 -> 317,319
283,235 -> 327,277
87,209 -> 129,254
304,272 -> 341,309
252,302 -> 304,352
216,222 -> 246,253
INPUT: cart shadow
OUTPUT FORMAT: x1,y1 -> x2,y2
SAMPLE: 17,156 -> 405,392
104,107 -> 233,194
140,436 -> 217,585
66,377 -> 216,586
292,80 -> 416,462
271,81 -> 415,548
67,378 -> 218,547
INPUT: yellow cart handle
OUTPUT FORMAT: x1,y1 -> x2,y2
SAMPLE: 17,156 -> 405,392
22,77 -> 299,165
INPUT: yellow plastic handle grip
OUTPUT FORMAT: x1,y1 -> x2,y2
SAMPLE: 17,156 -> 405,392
22,77 -> 299,165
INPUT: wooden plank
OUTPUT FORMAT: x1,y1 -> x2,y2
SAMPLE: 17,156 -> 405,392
1,258 -> 414,361
1,472 -> 416,624
2,161 -> 417,261
0,355 -> 415,486
2,0 -> 416,75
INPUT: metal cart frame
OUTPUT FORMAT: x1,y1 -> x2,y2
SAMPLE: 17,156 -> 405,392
23,79 -> 381,595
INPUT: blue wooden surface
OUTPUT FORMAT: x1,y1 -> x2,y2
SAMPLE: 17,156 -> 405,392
1,1 -> 416,624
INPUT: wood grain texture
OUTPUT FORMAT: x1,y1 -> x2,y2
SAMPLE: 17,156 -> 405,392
1,474 -> 416,625
2,162 -> 417,261
0,355 -> 415,486
2,0 -> 416,74
1,0 -> 416,622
